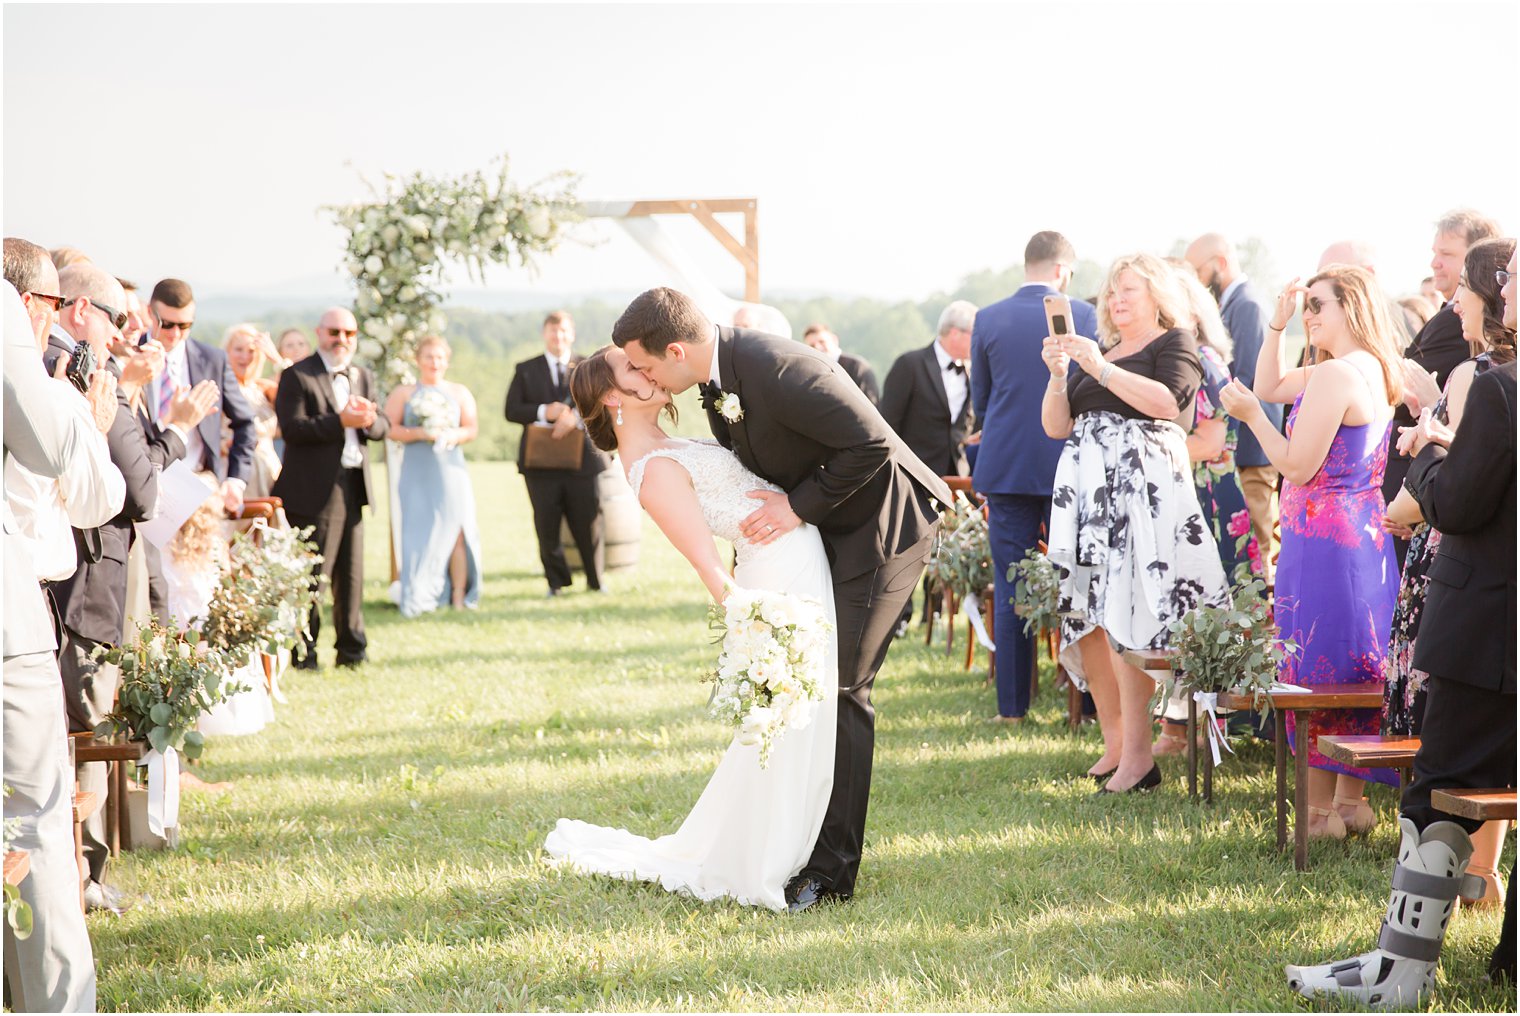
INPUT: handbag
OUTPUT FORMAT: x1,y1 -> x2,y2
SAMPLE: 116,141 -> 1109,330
522,424 -> 585,471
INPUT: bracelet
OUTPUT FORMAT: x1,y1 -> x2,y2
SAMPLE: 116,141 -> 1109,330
1269,321 -> 1288,332
1097,363 -> 1116,388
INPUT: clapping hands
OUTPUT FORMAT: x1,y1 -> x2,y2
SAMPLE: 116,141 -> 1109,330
1398,359 -> 1442,415
340,395 -> 378,429
1218,378 -> 1263,425
1396,407 -> 1455,458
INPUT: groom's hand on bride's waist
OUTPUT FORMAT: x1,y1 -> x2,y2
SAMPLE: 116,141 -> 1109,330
741,490 -> 801,546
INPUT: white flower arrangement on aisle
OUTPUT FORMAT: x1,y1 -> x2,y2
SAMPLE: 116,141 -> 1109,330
410,387 -> 456,452
704,586 -> 832,767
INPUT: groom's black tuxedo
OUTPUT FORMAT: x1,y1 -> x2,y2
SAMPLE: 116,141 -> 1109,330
705,326 -> 951,895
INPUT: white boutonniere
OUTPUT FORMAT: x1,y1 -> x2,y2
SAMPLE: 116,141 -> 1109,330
718,392 -> 744,422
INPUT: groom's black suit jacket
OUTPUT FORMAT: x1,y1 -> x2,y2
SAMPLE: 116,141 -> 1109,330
705,327 -> 952,582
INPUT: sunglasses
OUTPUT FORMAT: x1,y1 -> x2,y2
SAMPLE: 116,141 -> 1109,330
1498,269 -> 1514,288
323,327 -> 358,339
154,312 -> 194,333
25,291 -> 64,311
1304,295 -> 1339,315
63,297 -> 128,331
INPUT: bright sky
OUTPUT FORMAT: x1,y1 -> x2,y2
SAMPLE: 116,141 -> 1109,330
5,1 -> 1516,304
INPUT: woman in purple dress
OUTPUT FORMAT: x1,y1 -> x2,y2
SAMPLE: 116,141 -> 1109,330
1221,265 -> 1403,840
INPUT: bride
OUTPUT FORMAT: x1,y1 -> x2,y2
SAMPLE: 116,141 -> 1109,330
543,346 -> 837,911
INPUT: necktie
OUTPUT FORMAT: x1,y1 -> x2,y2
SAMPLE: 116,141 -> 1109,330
555,360 -> 569,397
157,376 -> 176,420
948,361 -> 967,376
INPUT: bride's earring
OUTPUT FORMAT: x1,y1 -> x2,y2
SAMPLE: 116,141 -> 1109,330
615,403 -> 623,426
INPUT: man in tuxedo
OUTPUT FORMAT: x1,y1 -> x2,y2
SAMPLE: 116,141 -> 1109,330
3,283 -> 99,1012
271,307 -> 389,668
880,301 -> 977,477
1381,209 -> 1501,565
614,287 -> 951,911
972,232 -> 1098,723
1287,249 -> 1516,1005
143,278 -> 256,516
1186,233 -> 1284,584
804,324 -> 881,405
505,310 -> 608,597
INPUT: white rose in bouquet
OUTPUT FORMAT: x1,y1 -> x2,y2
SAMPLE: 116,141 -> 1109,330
737,706 -> 775,747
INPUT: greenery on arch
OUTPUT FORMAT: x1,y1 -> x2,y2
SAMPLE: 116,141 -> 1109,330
328,156 -> 581,388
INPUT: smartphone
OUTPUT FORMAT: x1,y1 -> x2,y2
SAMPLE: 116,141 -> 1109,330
1043,294 -> 1074,338
64,342 -> 97,395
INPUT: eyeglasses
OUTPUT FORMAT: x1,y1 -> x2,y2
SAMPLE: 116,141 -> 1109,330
1498,270 -> 1514,288
323,327 -> 357,339
24,291 -> 64,311
154,312 -> 193,333
63,297 -> 127,331
1304,295 -> 1340,314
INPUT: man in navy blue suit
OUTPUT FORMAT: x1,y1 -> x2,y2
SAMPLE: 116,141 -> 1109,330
971,231 -> 1097,722
1185,234 -> 1283,584
143,278 -> 255,515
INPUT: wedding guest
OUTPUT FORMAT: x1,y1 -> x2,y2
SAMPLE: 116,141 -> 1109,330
1285,252 -> 1516,1005
1419,275 -> 1441,307
1382,236 -> 1515,906
221,323 -> 283,498
272,328 -> 310,458
1153,266 -> 1263,757
3,283 -> 98,1012
804,324 -> 881,405
384,335 -> 483,616
48,245 -> 89,270
972,231 -> 1098,724
144,278 -> 257,515
118,278 -> 151,347
271,307 -> 389,668
1398,294 -> 1438,338
1043,252 -> 1228,792
1185,233 -> 1282,584
1382,209 -> 1502,563
1316,238 -> 1413,347
505,310 -> 608,597
1221,265 -> 1403,839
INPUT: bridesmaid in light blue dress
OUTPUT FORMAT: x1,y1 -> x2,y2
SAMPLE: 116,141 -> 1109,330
384,336 -> 483,617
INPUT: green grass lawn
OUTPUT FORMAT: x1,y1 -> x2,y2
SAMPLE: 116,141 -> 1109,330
89,461 -> 1513,1012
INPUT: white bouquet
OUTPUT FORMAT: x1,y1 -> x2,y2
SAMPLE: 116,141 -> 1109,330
410,388 -> 456,452
705,587 -> 832,767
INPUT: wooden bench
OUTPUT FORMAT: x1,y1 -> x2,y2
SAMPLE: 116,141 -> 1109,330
1318,734 -> 1419,789
1432,788 -> 1517,822
71,733 -> 149,856
1219,683 -> 1385,871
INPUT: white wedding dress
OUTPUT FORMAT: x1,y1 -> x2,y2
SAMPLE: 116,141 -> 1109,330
544,440 -> 837,911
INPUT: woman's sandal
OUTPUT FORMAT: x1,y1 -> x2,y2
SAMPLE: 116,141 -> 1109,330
1308,805 -> 1348,841
1333,793 -> 1377,837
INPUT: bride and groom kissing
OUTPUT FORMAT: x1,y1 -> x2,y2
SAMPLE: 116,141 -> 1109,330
545,288 -> 952,912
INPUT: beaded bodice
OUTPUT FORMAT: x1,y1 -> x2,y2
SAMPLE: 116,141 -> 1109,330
626,440 -> 782,546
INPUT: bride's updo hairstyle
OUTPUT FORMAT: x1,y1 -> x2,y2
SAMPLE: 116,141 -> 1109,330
570,345 -> 678,452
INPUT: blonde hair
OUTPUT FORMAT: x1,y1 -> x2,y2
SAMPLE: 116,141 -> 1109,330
1096,252 -> 1191,347
1171,265 -> 1233,363
168,473 -> 228,572
1304,264 -> 1403,406
415,334 -> 451,358
223,323 -> 266,382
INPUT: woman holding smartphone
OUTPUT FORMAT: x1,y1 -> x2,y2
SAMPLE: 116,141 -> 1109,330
1041,252 -> 1229,793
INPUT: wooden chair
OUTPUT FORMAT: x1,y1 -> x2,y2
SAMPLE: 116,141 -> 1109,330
1318,734 -> 1420,790
1432,789 -> 1517,822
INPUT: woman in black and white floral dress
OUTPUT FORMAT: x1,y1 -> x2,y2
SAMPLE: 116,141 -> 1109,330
1041,252 -> 1230,793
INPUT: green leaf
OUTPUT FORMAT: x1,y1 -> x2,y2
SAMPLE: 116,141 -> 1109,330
147,726 -> 169,753
182,739 -> 203,761
184,730 -> 204,747
149,703 -> 172,726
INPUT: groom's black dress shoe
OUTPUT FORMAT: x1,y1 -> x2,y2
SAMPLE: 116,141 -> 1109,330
785,875 -> 842,914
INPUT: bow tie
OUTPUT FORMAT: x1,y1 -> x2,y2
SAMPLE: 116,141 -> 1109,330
698,381 -> 723,411
946,361 -> 967,376
329,367 -> 350,379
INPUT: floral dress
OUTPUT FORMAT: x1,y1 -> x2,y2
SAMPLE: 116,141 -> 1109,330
1382,354 -> 1494,735
1192,347 -> 1263,586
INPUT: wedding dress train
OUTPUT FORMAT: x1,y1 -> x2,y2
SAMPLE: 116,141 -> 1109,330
545,440 -> 836,910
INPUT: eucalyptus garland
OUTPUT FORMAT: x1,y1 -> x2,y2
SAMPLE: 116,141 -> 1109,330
1165,578 -> 1295,718
94,623 -> 243,759
201,522 -> 324,666
327,156 -> 581,389
928,494 -> 993,602
1010,547 -> 1063,637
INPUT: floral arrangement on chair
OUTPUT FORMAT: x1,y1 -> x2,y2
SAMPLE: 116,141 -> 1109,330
1010,547 -> 1062,637
94,624 -> 241,759
201,522 -> 324,667
929,493 -> 993,603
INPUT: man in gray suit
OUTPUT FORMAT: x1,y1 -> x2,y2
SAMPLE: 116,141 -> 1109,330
3,282 -> 98,1012
1186,233 -> 1283,584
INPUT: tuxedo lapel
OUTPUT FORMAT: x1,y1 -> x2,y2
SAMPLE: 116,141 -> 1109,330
714,332 -> 753,464
312,358 -> 339,410
919,345 -> 950,420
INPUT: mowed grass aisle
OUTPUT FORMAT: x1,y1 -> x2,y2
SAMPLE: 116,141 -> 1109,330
91,462 -> 1512,1012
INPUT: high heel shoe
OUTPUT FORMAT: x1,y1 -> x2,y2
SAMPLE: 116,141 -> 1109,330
1333,794 -> 1377,837
1308,805 -> 1348,840
1095,764 -> 1162,794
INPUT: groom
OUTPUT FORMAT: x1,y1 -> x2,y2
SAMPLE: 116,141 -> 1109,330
613,288 -> 951,911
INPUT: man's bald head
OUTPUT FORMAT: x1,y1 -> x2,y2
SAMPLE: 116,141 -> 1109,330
1318,240 -> 1378,273
3,238 -> 60,348
1184,233 -> 1240,297
316,306 -> 359,366
56,263 -> 125,354
58,263 -> 125,310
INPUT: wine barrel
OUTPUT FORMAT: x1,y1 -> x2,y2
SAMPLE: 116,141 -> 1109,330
562,465 -> 641,573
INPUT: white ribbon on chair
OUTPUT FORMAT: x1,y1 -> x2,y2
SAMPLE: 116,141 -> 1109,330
142,745 -> 180,837
1193,691 -> 1235,767
963,597 -> 996,652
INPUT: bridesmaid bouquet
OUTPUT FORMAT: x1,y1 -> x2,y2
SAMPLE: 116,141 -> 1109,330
705,587 -> 832,767
411,388 -> 456,452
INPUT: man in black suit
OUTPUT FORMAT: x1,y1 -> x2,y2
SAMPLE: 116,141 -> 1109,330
1288,251 -> 1516,1006
271,307 -> 389,668
804,323 -> 880,405
614,288 -> 951,911
1382,209 -> 1501,564
879,300 -> 976,477
505,310 -> 608,596
142,278 -> 256,516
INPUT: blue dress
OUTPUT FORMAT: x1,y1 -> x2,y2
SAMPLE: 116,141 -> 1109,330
399,385 -> 482,617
